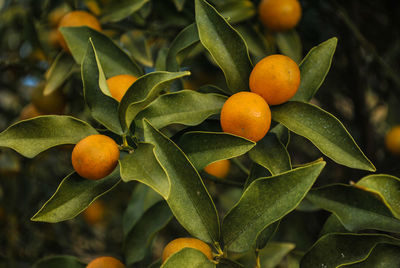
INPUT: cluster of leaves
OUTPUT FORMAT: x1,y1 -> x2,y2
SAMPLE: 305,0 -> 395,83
1,0 -> 400,267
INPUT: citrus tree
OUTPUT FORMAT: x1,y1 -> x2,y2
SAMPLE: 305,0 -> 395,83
1,0 -> 400,267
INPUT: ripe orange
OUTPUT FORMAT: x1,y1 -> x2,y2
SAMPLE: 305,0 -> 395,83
385,126 -> 400,155
204,159 -> 230,179
48,5 -> 71,26
31,84 -> 66,115
106,74 -> 137,102
57,10 -> 102,51
258,0 -> 302,31
87,256 -> 125,268
19,104 -> 43,120
162,237 -> 213,263
220,92 -> 271,142
83,199 -> 105,225
71,135 -> 120,180
249,54 -> 300,106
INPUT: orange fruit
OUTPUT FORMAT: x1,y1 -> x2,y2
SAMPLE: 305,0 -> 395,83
71,135 -> 119,180
249,54 -> 300,106
57,10 -> 102,51
31,84 -> 66,115
220,92 -> 271,142
19,104 -> 43,120
106,74 -> 137,102
259,0 -> 302,31
162,237 -> 213,263
204,159 -> 230,179
87,256 -> 125,268
48,5 -> 71,26
83,200 -> 105,225
385,126 -> 400,155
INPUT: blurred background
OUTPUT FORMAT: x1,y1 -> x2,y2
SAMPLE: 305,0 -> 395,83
0,0 -> 400,267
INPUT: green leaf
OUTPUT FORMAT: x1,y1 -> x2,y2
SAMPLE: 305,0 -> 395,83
344,244 -> 400,268
82,39 -> 123,134
32,255 -> 86,268
292,37 -> 337,102
118,71 -> 190,131
178,131 -> 255,170
270,124 -> 290,147
44,52 -> 77,95
275,30 -> 302,64
271,101 -> 375,171
195,0 -> 253,93
121,30 -> 154,67
259,242 -> 295,268
161,248 -> 216,268
235,24 -> 273,59
122,183 -> 163,235
319,214 -> 349,237
125,201 -> 172,265
0,116 -> 97,158
244,163 -> 270,189
31,167 -> 120,223
218,0 -> 255,24
60,26 -> 142,77
120,143 -> 170,198
248,132 -> 291,175
255,221 -> 280,250
135,90 -> 226,130
356,174 -> 400,219
171,0 -> 187,11
166,23 -> 200,72
300,233 -> 400,268
306,184 -> 400,233
143,120 -> 220,243
101,0 -> 150,23
222,161 -> 325,252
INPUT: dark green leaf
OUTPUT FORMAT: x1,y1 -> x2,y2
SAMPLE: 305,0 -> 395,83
292,37 -> 337,102
344,244 -> 400,267
356,174 -> 400,219
60,26 -> 142,77
248,133 -> 291,175
259,242 -> 295,268
44,52 -> 77,95
143,120 -> 220,243
171,0 -> 187,11
31,167 -> 120,223
179,131 -> 255,170
82,39 -> 123,134
0,116 -> 97,158
218,0 -> 255,24
235,24 -> 273,59
244,163 -> 270,189
276,30 -> 302,64
166,23 -> 199,72
118,71 -> 190,131
121,30 -> 154,67
161,248 -> 215,268
270,124 -> 290,147
125,201 -> 172,265
222,161 -> 325,252
101,0 -> 150,23
120,143 -> 170,198
135,90 -> 226,130
255,221 -> 280,250
301,233 -> 400,268
195,0 -> 253,93
271,101 -> 375,171
32,255 -> 86,268
306,184 -> 400,233
319,214 -> 349,237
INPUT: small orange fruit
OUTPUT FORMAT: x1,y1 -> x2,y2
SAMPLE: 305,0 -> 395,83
57,10 -> 102,51
48,5 -> 71,26
106,74 -> 137,102
87,256 -> 125,268
220,92 -> 271,142
162,237 -> 213,263
83,199 -> 105,225
19,104 -> 43,120
385,126 -> 400,155
72,134 -> 119,180
259,0 -> 302,31
249,54 -> 300,106
204,159 -> 230,179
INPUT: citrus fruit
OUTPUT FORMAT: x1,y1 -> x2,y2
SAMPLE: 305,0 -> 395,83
259,0 -> 302,31
162,237 -> 213,263
71,134 -> 119,180
19,104 -> 43,120
204,159 -> 230,179
106,74 -> 137,102
87,256 -> 125,268
83,199 -> 105,225
249,54 -> 300,105
220,91 -> 271,142
385,126 -> 400,155
57,10 -> 102,51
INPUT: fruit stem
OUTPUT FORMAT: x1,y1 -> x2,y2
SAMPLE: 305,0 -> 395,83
255,249 -> 261,268
232,158 -> 250,175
